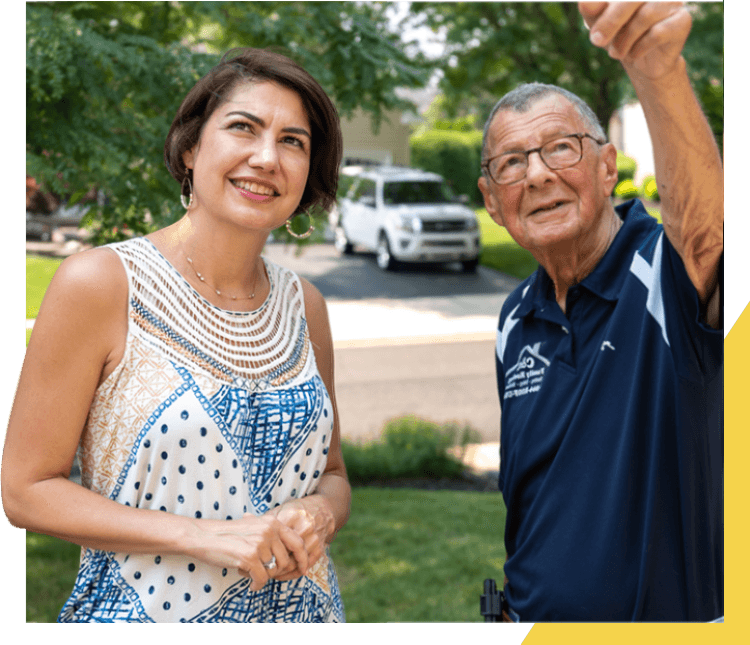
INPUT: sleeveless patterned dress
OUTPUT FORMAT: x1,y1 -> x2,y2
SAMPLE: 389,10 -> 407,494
58,237 -> 345,623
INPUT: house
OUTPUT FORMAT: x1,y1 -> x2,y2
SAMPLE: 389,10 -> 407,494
608,102 -> 656,185
339,107 -> 413,167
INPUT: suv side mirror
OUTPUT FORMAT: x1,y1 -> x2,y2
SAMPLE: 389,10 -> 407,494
455,194 -> 470,204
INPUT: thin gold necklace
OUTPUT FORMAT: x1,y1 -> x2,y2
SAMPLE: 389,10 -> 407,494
184,253 -> 261,301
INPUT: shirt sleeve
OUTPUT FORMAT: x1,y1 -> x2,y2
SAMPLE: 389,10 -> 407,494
660,232 -> 723,382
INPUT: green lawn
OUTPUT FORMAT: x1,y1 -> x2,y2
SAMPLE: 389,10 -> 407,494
26,531 -> 82,623
331,487 -> 506,622
476,208 -> 538,280
26,487 -> 506,622
26,254 -> 63,320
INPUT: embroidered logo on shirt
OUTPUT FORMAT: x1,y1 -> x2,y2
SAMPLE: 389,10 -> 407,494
600,340 -> 616,352
504,342 -> 550,400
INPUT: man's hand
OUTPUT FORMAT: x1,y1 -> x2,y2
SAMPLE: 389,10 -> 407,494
579,2 -> 691,81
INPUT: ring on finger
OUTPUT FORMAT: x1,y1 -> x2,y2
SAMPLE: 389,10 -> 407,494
263,555 -> 277,571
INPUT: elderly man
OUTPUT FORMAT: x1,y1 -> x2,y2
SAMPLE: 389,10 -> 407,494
478,2 -> 723,622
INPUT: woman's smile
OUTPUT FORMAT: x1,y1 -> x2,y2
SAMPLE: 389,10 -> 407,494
230,178 -> 280,202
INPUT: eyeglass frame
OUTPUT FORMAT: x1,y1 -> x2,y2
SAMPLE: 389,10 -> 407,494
481,132 -> 608,185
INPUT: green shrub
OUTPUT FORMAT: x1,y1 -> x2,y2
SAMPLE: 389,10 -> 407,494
640,175 -> 660,202
342,416 -> 481,485
337,173 -> 358,199
616,151 -> 637,183
614,179 -> 639,200
410,129 -> 483,204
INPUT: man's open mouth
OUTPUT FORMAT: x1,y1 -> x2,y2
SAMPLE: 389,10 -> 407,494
530,201 -> 566,216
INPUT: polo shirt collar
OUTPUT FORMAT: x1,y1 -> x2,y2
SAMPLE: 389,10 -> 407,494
515,199 -> 657,318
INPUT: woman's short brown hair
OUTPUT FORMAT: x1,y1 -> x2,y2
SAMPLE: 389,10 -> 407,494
164,48 -> 342,216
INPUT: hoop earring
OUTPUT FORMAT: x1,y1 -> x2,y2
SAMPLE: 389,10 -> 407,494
180,175 -> 194,210
285,213 -> 314,239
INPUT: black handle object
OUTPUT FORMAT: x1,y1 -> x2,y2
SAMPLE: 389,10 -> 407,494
480,578 -> 503,622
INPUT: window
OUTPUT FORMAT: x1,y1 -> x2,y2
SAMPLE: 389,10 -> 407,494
382,181 -> 455,205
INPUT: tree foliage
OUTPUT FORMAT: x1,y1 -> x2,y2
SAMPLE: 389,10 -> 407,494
682,2 -> 723,149
411,1 -> 723,144
26,1 -> 428,244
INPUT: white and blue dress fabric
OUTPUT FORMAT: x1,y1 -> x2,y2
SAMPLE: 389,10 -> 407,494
58,237 -> 344,623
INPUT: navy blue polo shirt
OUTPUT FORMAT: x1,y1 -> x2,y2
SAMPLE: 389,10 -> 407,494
496,200 -> 723,621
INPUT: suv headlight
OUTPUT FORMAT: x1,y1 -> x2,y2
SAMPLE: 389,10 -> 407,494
397,215 -> 422,233
466,217 -> 479,231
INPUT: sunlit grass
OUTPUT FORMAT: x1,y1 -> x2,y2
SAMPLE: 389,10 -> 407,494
476,208 -> 538,280
26,255 -> 63,319
330,487 -> 506,622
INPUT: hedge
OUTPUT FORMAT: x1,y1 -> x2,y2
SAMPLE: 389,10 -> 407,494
410,129 -> 484,204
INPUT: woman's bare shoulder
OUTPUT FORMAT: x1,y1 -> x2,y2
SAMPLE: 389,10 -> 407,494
53,245 -> 126,293
39,246 -> 129,324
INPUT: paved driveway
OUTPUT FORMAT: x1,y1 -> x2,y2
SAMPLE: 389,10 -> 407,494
262,242 -> 521,344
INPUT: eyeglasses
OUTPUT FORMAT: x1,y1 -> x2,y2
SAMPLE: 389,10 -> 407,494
482,133 -> 607,185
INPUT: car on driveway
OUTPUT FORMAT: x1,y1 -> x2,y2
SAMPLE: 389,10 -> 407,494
334,165 -> 481,271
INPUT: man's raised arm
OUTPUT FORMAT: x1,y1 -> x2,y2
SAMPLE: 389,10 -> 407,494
579,2 -> 723,325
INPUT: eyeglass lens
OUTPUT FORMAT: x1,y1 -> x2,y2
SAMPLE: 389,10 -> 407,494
490,136 -> 583,184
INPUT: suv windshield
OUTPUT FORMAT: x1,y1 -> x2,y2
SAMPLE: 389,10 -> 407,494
382,180 -> 455,205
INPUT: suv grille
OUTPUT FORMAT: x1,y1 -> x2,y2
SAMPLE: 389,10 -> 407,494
421,220 -> 467,233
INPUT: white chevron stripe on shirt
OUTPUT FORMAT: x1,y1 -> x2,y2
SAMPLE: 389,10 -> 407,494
629,232 -> 670,347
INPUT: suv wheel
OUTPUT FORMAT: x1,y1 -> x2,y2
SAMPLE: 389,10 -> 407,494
334,226 -> 354,255
462,258 -> 479,273
376,234 -> 398,271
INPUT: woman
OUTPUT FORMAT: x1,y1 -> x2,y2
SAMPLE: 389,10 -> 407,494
3,48 -> 350,622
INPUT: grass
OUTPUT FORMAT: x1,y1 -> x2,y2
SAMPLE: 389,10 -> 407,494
476,208 -> 538,280
26,488 -> 506,622
26,531 -> 82,623
331,488 -> 506,622
26,254 -> 63,319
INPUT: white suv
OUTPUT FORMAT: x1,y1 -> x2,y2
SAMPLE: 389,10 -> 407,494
333,166 -> 481,271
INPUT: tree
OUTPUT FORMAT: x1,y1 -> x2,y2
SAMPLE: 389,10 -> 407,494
410,1 -> 722,144
682,2 -> 723,151
26,2 -> 428,244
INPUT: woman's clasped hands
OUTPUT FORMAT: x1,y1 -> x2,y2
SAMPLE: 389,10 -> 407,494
188,495 -> 334,592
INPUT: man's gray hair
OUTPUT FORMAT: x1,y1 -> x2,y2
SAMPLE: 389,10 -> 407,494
481,83 -> 607,176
